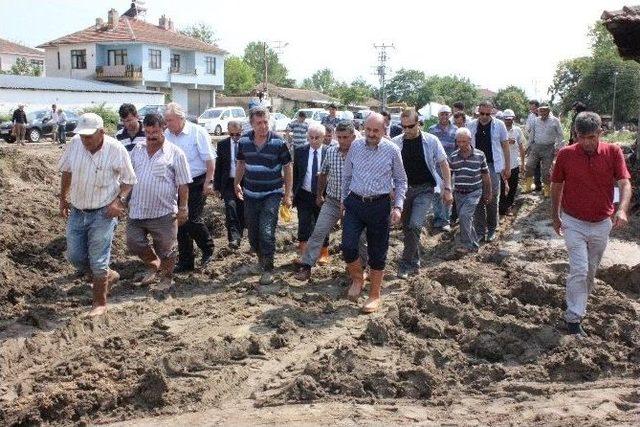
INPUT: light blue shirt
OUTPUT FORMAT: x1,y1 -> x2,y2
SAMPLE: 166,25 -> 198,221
392,131 -> 448,193
428,123 -> 457,156
466,119 -> 509,173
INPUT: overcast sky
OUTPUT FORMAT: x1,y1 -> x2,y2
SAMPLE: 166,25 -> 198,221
2,0 -> 628,99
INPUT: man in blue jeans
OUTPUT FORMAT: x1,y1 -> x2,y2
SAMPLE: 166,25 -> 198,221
58,113 -> 137,316
428,105 -> 457,232
342,113 -> 407,313
235,107 -> 293,285
394,109 -> 452,278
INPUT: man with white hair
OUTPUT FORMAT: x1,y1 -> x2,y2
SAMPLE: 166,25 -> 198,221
292,123 -> 329,264
428,105 -> 457,232
164,102 -> 215,272
499,109 -> 526,216
58,113 -> 137,316
448,127 -> 492,252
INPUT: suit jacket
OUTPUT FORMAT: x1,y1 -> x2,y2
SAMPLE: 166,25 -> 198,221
214,137 -> 234,192
293,144 -> 327,200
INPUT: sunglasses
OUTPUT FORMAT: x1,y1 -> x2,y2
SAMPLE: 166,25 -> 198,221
229,133 -> 241,137
402,123 -> 418,129
479,112 -> 492,117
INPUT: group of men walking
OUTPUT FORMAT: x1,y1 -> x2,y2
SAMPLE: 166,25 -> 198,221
56,99 -> 631,337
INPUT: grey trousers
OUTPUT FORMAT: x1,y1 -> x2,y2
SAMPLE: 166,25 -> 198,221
400,185 -> 434,270
455,189 -> 482,249
474,162 -> 501,237
562,212 -> 612,323
301,197 -> 367,267
525,143 -> 554,184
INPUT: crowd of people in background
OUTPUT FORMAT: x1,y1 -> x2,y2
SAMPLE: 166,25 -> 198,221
6,96 -> 630,338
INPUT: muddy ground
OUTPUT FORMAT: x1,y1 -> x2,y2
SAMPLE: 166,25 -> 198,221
1,143 -> 639,426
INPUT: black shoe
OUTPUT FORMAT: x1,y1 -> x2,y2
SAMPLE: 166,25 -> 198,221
201,252 -> 214,267
567,322 -> 587,337
174,263 -> 194,273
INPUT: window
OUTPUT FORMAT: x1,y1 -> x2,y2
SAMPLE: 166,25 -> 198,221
57,51 -> 60,69
107,49 -> 127,66
71,49 -> 86,69
149,49 -> 161,69
171,54 -> 180,71
205,56 -> 216,75
232,109 -> 245,118
29,59 -> 44,67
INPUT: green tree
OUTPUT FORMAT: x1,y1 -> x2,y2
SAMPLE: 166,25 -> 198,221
334,78 -> 374,106
243,41 -> 291,87
426,75 -> 479,111
386,69 -> 428,107
493,85 -> 529,120
301,68 -> 338,94
3,57 -> 42,76
223,56 -> 257,95
179,22 -> 216,44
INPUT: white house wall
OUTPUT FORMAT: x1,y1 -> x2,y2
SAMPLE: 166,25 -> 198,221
171,85 -> 189,110
0,88 -> 164,113
45,44 -> 97,80
1,53 -> 46,75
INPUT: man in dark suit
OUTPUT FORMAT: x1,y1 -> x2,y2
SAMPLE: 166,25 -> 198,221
293,123 -> 329,264
214,121 -> 245,249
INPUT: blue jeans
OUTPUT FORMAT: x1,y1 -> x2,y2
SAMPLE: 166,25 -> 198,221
432,191 -> 452,228
400,185 -> 434,270
342,193 -> 391,270
66,206 -> 118,278
455,189 -> 482,250
244,193 -> 282,271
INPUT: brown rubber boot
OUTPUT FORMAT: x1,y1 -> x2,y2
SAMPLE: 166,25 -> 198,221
362,269 -> 383,314
317,246 -> 331,265
346,260 -> 364,301
88,275 -> 109,317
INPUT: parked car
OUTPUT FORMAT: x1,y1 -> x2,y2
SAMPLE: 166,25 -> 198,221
198,106 -> 248,135
338,110 -> 355,121
0,109 -> 79,143
296,108 -> 328,125
270,112 -> 290,132
353,109 -> 373,128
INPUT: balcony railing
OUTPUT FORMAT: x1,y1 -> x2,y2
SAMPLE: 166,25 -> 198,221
169,66 -> 197,75
95,64 -> 143,81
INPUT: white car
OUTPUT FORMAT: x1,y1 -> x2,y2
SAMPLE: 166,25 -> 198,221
296,108 -> 328,125
198,106 -> 247,135
270,112 -> 291,132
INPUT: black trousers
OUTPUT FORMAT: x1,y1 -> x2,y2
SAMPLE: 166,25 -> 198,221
177,173 -> 214,267
534,162 -> 542,190
295,189 -> 328,247
499,166 -> 520,214
222,177 -> 245,242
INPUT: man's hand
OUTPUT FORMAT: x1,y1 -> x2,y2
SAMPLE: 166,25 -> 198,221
552,216 -> 563,236
177,208 -> 188,226
502,169 -> 511,180
106,198 -> 125,218
59,198 -> 69,218
203,182 -> 214,196
235,183 -> 244,201
442,189 -> 453,206
483,192 -> 493,204
316,194 -> 325,207
613,209 -> 629,228
391,207 -> 402,225
284,193 -> 293,208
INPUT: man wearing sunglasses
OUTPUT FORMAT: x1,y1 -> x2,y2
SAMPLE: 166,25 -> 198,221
214,121 -> 245,249
466,101 -> 511,242
393,109 -> 452,279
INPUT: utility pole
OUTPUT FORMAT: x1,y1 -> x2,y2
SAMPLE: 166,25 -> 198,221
612,70 -> 619,130
374,43 -> 394,111
262,40 -> 288,95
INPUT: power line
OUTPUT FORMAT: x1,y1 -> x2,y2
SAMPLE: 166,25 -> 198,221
373,43 -> 394,111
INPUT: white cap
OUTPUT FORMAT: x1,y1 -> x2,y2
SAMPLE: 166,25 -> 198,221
438,105 -> 452,114
495,111 -> 505,120
75,113 -> 104,135
503,109 -> 515,119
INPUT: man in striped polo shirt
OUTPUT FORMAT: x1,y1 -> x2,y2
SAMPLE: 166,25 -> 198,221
285,111 -> 310,149
235,107 -> 293,285
116,104 -> 146,152
126,113 -> 192,291
449,128 -> 492,253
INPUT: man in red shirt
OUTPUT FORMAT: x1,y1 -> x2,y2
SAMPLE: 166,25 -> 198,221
550,111 -> 632,337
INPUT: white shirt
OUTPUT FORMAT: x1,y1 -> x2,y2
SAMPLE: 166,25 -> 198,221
164,121 -> 216,178
58,134 -> 137,210
51,110 -> 59,124
302,146 -> 323,192
230,139 -> 239,178
128,141 -> 192,219
506,125 -> 525,171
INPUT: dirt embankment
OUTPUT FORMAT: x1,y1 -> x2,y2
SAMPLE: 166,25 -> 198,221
0,144 -> 639,426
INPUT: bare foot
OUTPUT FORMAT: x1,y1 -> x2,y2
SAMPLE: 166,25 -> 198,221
87,304 -> 107,317
347,280 -> 363,302
361,297 -> 381,314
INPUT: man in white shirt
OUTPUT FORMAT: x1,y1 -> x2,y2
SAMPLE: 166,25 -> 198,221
499,109 -> 526,216
58,113 -> 137,316
164,102 -> 216,272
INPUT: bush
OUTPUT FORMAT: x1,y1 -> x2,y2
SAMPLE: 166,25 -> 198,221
81,103 -> 119,136
0,111 -> 11,123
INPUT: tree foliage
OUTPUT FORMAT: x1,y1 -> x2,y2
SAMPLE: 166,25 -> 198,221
243,42 -> 292,88
179,22 -> 216,44
223,56 -> 256,95
493,85 -> 529,120
426,75 -> 479,111
1,57 -> 42,76
334,78 -> 374,106
386,69 -> 429,107
301,68 -> 338,94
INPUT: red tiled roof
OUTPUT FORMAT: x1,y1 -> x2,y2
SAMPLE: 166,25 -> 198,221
0,37 -> 44,58
602,6 -> 640,23
479,88 -> 497,99
37,15 -> 227,55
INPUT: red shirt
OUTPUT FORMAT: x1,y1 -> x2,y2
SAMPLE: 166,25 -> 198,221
551,141 -> 630,222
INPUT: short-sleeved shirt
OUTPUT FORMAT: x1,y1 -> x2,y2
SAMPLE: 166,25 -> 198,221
237,131 -> 292,199
116,121 -> 146,152
448,148 -> 489,192
551,142 -> 631,222
320,145 -> 346,200
507,126 -> 525,170
128,141 -> 192,219
164,121 -> 215,178
58,134 -> 137,210
286,120 -> 309,148
428,123 -> 458,155
321,115 -> 340,128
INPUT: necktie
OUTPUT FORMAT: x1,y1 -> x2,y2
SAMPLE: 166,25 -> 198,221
311,149 -> 318,194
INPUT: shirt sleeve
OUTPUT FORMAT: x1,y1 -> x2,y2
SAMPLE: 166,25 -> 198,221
117,145 -> 137,185
236,141 -> 245,161
498,121 -> 508,142
341,147 -> 354,202
58,140 -> 73,172
433,136 -> 447,163
195,127 -> 215,161
612,146 -> 632,181
279,141 -> 292,165
174,149 -> 193,185
550,150 -> 566,183
479,153 -> 489,173
391,146 -> 408,210
320,151 -> 330,174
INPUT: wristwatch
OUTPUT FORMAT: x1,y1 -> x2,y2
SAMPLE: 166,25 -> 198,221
118,195 -> 128,206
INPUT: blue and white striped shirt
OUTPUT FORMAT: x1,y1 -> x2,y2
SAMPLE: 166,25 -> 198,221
237,131 -> 292,199
342,138 -> 408,209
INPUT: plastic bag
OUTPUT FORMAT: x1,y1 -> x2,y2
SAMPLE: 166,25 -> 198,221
279,204 -> 292,223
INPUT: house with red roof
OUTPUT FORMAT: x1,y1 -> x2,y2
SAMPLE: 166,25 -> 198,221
0,38 -> 44,74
